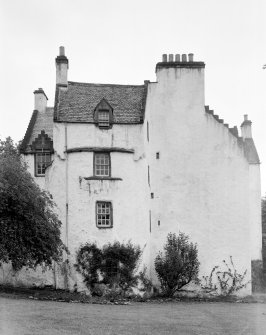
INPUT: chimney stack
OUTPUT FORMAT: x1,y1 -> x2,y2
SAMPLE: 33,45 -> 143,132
55,46 -> 69,87
240,114 -> 252,139
34,88 -> 48,112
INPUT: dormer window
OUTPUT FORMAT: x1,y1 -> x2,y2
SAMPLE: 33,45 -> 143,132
94,98 -> 113,129
98,110 -> 110,128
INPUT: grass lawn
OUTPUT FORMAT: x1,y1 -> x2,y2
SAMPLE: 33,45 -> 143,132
1,296 -> 266,335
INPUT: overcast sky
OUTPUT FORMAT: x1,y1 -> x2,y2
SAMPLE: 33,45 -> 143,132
0,0 -> 265,194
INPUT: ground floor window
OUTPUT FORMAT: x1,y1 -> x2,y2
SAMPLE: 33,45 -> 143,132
96,201 -> 112,228
35,151 -> 51,176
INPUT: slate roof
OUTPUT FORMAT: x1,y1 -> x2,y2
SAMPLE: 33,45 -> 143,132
20,107 -> 54,153
54,81 -> 147,123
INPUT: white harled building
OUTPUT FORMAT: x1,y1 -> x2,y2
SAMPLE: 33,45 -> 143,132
4,47 -> 261,295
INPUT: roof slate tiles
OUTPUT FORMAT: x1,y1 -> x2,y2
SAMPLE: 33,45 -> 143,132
29,107 -> 53,143
20,107 -> 54,153
55,82 -> 147,123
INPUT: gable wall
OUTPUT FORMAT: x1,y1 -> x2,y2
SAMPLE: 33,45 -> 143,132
145,67 -> 252,294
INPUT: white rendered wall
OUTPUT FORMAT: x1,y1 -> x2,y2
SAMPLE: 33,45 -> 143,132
145,66 -> 252,295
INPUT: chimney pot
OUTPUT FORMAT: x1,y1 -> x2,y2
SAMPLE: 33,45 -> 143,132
241,115 -> 252,139
182,54 -> 187,62
188,53 -> 194,62
59,46 -> 65,56
162,54 -> 167,62
34,88 -> 48,111
169,54 -> 174,62
175,54 -> 180,62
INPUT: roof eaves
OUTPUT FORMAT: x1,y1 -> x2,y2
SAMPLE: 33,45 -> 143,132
67,81 -> 145,88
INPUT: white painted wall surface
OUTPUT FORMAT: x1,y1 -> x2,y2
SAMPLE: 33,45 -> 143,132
47,122 -> 151,290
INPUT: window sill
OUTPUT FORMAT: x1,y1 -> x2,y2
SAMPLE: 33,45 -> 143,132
84,176 -> 122,181
96,226 -> 113,229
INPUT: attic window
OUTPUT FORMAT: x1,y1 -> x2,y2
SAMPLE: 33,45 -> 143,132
94,98 -> 113,129
98,110 -> 110,128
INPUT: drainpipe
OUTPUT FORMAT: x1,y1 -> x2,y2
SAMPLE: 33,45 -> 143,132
64,123 -> 69,289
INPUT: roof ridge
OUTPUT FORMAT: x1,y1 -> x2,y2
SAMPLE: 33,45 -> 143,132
67,81 -> 145,88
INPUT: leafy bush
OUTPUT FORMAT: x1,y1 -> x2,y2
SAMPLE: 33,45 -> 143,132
154,232 -> 200,296
201,256 -> 250,296
101,241 -> 142,290
75,241 -> 142,294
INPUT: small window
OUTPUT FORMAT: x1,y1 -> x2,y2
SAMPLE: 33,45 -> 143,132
35,151 -> 51,176
96,202 -> 112,228
98,110 -> 110,128
94,153 -> 110,177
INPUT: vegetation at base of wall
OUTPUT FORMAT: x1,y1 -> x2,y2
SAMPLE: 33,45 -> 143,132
138,265 -> 153,293
75,241 -> 142,295
201,256 -> 250,296
0,137 -> 66,271
154,232 -> 200,297
101,241 -> 142,290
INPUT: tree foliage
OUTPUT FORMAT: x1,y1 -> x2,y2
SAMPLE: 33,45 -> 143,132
154,232 -> 200,296
0,137 -> 65,270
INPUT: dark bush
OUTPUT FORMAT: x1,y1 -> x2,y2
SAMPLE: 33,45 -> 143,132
101,241 -> 142,290
155,232 -> 200,296
75,241 -> 142,294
